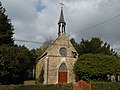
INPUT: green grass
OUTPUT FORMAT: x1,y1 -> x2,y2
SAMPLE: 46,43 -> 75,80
24,80 -> 36,85
0,85 -> 19,90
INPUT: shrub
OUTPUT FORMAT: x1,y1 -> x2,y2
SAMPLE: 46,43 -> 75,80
74,54 -> 120,82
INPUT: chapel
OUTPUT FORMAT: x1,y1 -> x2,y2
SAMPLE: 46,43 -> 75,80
36,6 -> 78,84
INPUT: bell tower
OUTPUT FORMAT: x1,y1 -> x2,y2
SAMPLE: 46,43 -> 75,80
58,3 -> 66,36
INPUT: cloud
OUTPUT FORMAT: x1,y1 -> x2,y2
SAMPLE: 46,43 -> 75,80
2,0 -> 38,22
1,0 -> 120,54
64,0 -> 120,52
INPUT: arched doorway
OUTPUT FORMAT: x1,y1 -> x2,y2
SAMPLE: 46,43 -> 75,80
58,63 -> 68,84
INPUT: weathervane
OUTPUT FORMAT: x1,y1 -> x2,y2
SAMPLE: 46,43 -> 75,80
60,2 -> 64,8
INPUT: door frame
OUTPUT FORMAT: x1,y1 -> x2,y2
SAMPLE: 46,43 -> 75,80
58,63 -> 68,84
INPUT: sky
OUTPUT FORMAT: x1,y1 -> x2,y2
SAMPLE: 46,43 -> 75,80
1,0 -> 120,54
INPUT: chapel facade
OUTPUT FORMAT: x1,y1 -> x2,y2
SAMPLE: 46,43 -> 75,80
36,6 -> 78,84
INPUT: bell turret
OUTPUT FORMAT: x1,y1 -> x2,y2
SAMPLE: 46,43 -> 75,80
58,5 -> 66,36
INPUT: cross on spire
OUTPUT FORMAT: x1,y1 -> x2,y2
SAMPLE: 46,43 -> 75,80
60,2 -> 64,8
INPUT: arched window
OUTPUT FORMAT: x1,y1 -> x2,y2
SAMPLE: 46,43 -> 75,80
59,63 -> 67,72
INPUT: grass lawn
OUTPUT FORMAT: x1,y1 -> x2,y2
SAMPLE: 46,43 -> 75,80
24,80 -> 36,85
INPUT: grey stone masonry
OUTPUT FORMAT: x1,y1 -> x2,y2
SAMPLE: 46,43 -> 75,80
36,33 -> 78,84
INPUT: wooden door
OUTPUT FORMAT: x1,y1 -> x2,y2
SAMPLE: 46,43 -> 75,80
58,63 -> 67,84
58,72 -> 67,84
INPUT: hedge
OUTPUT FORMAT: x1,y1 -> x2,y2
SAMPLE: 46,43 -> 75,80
0,84 -> 72,90
1,82 -> 120,90
92,82 -> 120,90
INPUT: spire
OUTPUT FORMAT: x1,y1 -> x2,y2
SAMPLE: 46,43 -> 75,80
58,7 -> 66,25
58,3 -> 66,36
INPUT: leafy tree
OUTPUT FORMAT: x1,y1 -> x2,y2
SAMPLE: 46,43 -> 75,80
0,2 -> 14,45
0,45 -> 36,84
70,38 -> 79,52
74,54 -> 120,82
27,49 -> 37,80
36,39 -> 53,57
0,2 -> 37,84
71,37 -> 117,56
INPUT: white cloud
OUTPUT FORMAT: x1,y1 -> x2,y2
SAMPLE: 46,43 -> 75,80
1,0 -> 120,54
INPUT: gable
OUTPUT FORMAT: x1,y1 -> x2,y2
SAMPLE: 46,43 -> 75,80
39,34 -> 78,59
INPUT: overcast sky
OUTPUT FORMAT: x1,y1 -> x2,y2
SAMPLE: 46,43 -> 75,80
1,0 -> 120,54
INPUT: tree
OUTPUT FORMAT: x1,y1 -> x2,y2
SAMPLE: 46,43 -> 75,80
0,2 -> 14,45
70,38 -> 79,52
0,2 -> 37,84
74,54 -> 120,82
35,39 -> 53,57
27,49 -> 37,80
71,37 -> 117,56
0,45 -> 36,84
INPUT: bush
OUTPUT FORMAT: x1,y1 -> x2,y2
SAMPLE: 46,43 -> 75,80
0,84 -> 72,90
74,54 -> 120,82
92,82 -> 120,90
